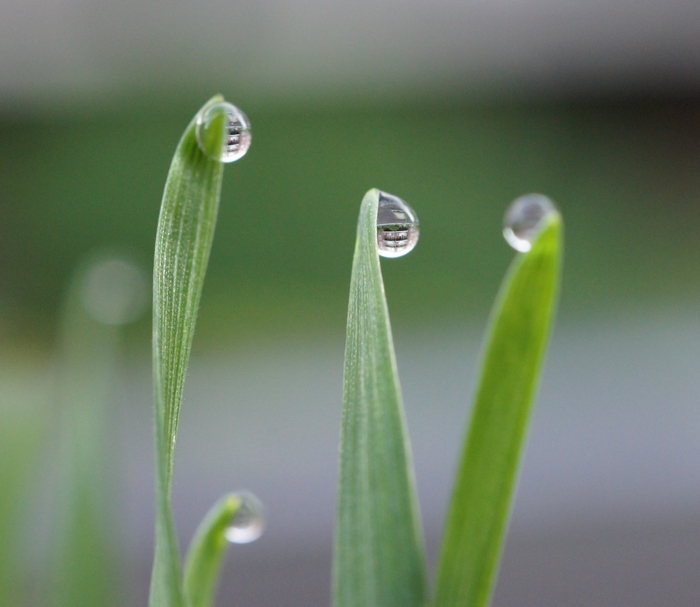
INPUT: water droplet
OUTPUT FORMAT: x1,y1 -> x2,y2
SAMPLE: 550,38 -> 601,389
80,258 -> 149,325
503,194 -> 557,252
196,102 -> 251,163
376,192 -> 419,258
225,492 -> 265,544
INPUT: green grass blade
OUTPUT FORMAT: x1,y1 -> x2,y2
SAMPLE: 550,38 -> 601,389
51,270 -> 122,607
333,189 -> 427,607
0,413 -> 43,606
150,96 -> 226,607
183,495 -> 240,607
435,214 -> 563,607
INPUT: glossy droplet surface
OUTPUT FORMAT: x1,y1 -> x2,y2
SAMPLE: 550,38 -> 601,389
376,192 -> 419,258
80,258 -> 149,325
225,492 -> 265,544
196,102 -> 251,163
503,194 -> 557,252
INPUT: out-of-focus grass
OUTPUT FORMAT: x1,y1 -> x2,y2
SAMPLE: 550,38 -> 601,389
0,350 -> 52,606
436,213 -> 562,607
1,98 -> 699,348
0,410 -> 43,606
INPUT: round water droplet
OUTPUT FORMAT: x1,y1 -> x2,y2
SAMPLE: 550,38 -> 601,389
80,258 -> 149,325
376,192 -> 419,258
225,492 -> 265,544
503,194 -> 557,252
196,102 -> 251,163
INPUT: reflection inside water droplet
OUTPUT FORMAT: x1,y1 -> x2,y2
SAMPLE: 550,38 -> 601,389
80,258 -> 149,325
225,491 -> 265,544
196,101 -> 251,163
503,194 -> 557,252
376,192 -> 419,258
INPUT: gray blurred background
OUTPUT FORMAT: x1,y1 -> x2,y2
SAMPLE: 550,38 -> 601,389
1,0 -> 700,605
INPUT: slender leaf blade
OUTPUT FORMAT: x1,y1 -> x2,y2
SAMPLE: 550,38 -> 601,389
183,495 -> 240,607
333,189 -> 427,607
0,413 -> 43,606
435,215 -> 563,607
150,96 -> 225,607
52,273 -> 122,607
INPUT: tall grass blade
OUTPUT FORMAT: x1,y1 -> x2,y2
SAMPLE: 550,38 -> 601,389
51,268 -> 122,607
150,96 -> 226,607
333,189 -> 427,607
434,215 -> 563,607
0,413 -> 42,607
183,495 -> 240,607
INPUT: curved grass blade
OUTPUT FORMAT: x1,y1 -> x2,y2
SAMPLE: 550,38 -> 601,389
435,214 -> 563,607
333,189 -> 427,607
150,96 -> 226,607
183,495 -> 240,607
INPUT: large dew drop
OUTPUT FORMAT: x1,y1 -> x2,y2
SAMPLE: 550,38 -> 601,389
225,492 -> 265,544
196,101 -> 251,163
503,194 -> 557,252
376,192 -> 419,258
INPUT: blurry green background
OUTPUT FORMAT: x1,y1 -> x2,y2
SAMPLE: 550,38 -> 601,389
2,97 -> 699,347
2,1 -> 700,605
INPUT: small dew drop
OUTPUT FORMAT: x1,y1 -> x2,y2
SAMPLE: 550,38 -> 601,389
196,102 -> 251,163
376,192 -> 419,258
225,492 -> 265,544
80,258 -> 149,325
503,194 -> 557,252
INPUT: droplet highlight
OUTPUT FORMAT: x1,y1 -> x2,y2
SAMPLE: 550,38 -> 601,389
376,192 -> 419,258
225,492 -> 265,544
196,101 -> 251,163
503,194 -> 557,252
80,258 -> 149,325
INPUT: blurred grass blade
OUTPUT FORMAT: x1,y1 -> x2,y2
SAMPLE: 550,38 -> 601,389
435,215 -> 563,607
0,413 -> 43,606
333,189 -> 427,607
183,495 -> 240,607
51,266 -> 122,607
150,95 -> 225,607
